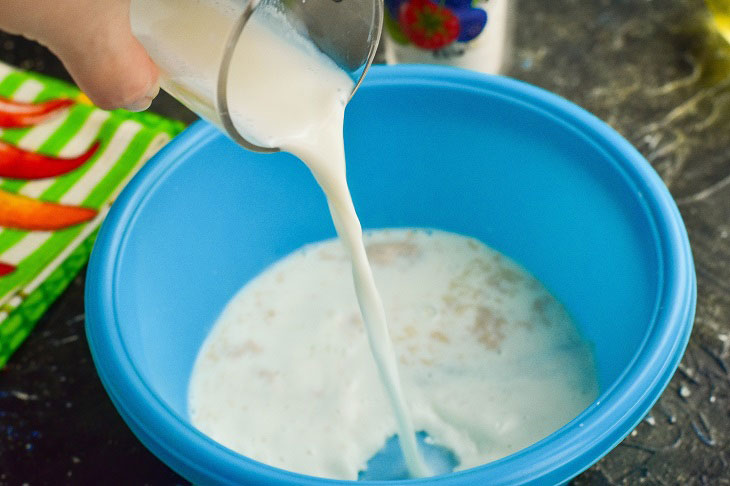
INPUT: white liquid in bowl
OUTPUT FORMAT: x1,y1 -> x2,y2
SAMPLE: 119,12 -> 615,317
189,229 -> 598,480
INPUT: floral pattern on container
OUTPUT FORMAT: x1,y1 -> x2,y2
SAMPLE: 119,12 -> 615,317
385,0 -> 489,50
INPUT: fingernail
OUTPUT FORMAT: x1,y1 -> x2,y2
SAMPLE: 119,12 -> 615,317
123,81 -> 160,112
124,97 -> 152,112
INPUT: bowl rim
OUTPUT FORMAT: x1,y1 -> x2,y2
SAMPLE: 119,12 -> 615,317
85,64 -> 696,485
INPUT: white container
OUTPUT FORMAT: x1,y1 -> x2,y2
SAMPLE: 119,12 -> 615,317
383,0 -> 512,74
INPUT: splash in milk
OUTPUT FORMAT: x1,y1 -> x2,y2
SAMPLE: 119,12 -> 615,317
188,7 -> 598,481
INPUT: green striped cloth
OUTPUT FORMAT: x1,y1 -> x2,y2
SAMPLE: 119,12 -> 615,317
0,62 -> 185,366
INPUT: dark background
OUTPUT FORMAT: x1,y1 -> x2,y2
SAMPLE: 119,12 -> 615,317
1,0 -> 729,484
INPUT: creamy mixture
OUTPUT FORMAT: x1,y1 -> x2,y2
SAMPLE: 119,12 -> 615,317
189,229 -> 598,479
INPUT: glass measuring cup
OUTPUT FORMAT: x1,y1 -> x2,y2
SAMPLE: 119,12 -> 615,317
130,0 -> 384,153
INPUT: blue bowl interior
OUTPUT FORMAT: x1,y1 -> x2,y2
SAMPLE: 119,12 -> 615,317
116,79 -> 658,417
96,67 -> 682,483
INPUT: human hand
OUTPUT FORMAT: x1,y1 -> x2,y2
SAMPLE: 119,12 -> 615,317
0,0 -> 159,111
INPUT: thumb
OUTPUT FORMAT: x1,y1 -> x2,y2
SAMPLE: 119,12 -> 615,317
40,1 -> 160,111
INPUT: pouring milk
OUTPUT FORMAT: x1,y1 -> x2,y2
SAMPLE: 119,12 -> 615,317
220,8 -> 429,478
187,6 -> 598,481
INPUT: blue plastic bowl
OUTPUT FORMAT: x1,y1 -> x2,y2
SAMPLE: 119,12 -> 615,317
85,66 -> 695,485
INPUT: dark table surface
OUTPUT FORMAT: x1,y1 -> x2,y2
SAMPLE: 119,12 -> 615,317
1,1 -> 729,484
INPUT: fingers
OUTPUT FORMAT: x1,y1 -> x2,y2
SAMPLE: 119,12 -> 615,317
2,0 -> 160,111
50,1 -> 160,111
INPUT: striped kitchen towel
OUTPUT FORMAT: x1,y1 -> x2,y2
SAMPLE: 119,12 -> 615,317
0,61 -> 185,366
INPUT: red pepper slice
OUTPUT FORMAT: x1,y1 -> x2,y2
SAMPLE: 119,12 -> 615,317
0,189 -> 97,231
0,140 -> 101,180
0,262 -> 15,276
0,97 -> 75,128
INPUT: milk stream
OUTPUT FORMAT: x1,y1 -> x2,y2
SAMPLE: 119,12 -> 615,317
223,10 -> 429,477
